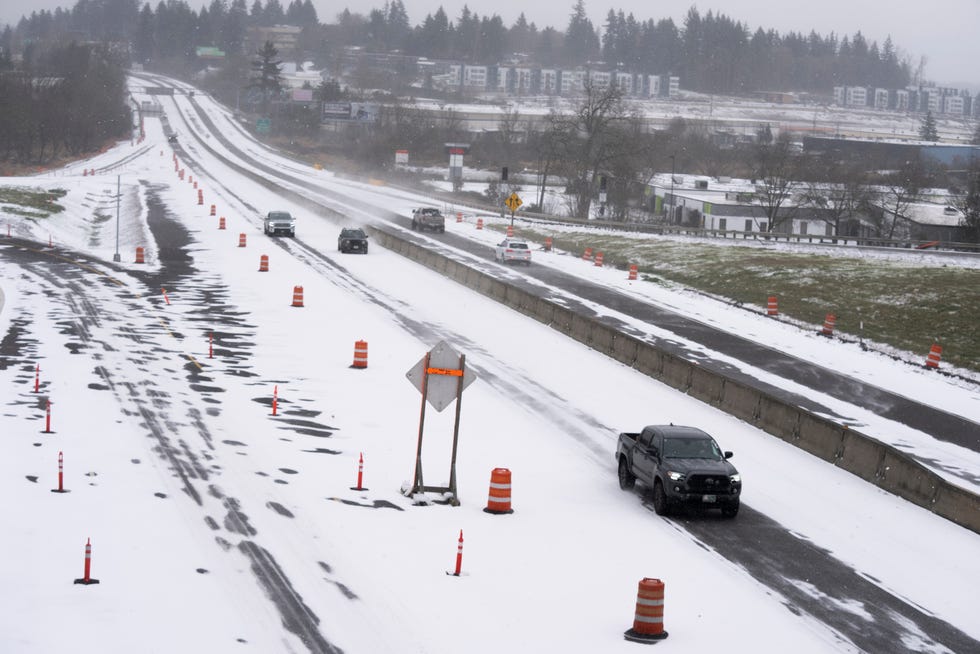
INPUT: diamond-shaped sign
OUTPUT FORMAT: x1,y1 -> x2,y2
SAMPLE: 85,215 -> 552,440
406,340 -> 477,412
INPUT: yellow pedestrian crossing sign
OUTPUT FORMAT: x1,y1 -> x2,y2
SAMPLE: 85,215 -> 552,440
505,192 -> 522,212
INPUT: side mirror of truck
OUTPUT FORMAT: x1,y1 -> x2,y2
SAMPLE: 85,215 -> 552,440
724,451 -> 734,459
647,446 -> 660,459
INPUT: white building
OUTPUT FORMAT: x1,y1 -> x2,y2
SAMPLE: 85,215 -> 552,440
540,69 -> 558,94
589,70 -> 612,90
495,67 -> 510,92
942,95 -> 964,115
515,67 -> 533,93
894,89 -> 910,111
560,70 -> 585,94
874,88 -> 889,110
463,65 -> 488,89
615,72 -> 634,94
649,75 -> 662,98
845,86 -> 867,107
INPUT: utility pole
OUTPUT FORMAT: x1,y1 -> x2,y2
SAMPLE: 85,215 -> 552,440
667,154 -> 676,224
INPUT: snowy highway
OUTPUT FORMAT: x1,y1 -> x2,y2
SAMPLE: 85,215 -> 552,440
0,76 -> 978,654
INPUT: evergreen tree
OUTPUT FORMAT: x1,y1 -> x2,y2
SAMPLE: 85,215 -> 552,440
564,0 -> 600,64
222,0 -> 249,55
919,110 -> 939,141
249,40 -> 282,116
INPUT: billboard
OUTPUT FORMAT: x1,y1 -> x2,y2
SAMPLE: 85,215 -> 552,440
291,88 -> 314,102
322,102 -> 379,123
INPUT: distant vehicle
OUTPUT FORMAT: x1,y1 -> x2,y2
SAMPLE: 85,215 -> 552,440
263,211 -> 295,237
494,238 -> 532,265
167,134 -> 178,143
411,207 -> 445,233
338,227 -> 369,254
616,425 -> 741,517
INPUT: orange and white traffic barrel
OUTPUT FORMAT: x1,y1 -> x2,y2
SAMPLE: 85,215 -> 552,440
218,216 -> 226,230
135,246 -> 145,264
351,340 -> 368,368
594,251 -> 604,267
238,233 -> 247,248
506,224 -> 514,237
628,264 -> 638,280
258,254 -> 269,272
476,218 -> 483,230
624,578 -> 668,642
544,237 -> 553,251
582,247 -> 593,261
925,343 -> 942,369
820,313 -> 836,336
291,286 -> 304,307
767,296 -> 778,316
483,468 -> 513,514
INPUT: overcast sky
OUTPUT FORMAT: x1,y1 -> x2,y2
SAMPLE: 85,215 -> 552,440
2,0 -> 978,88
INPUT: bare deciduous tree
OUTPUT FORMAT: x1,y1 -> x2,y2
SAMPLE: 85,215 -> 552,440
754,133 -> 803,232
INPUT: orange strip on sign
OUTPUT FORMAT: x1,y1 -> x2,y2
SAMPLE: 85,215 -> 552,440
426,367 -> 463,377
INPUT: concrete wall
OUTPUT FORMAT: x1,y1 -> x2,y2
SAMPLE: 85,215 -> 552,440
369,228 -> 980,535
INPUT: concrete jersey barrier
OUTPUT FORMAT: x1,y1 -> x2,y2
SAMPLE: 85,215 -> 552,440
367,226 -> 980,536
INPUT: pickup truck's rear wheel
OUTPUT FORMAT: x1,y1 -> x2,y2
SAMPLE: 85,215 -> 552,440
617,457 -> 636,490
652,480 -> 671,516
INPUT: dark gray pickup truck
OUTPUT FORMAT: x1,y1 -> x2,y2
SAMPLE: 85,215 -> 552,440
616,425 -> 741,517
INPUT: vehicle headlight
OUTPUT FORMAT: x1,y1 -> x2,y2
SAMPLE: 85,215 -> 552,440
667,471 -> 686,482
730,474 -> 741,483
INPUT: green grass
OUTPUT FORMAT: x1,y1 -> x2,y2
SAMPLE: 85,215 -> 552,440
511,226 -> 980,373
0,187 -> 67,218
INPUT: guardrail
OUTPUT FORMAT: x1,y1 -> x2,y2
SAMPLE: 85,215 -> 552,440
370,226 -> 980,535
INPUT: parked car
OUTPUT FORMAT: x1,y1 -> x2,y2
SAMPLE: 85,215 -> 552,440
616,424 -> 741,517
494,238 -> 532,265
263,211 -> 295,237
338,227 -> 369,254
411,207 -> 446,233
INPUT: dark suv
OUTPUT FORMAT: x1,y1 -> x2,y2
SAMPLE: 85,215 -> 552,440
338,227 -> 368,254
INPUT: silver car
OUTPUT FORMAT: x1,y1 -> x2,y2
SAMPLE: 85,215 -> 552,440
494,238 -> 532,265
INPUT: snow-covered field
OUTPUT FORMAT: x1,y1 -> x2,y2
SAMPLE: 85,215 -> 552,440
0,80 -> 977,653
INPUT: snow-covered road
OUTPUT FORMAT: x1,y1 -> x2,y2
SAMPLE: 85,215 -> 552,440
0,76 -> 977,654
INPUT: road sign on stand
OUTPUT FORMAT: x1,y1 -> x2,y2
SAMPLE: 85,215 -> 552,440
404,340 -> 478,505
505,192 -> 523,226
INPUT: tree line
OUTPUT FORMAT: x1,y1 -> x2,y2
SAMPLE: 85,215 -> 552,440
2,0 -> 911,94
0,42 -> 130,165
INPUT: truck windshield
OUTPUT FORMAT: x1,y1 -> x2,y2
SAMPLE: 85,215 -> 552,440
663,437 -> 721,459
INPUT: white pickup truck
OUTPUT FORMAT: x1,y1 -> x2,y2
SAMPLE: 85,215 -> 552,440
411,207 -> 445,233
264,211 -> 295,237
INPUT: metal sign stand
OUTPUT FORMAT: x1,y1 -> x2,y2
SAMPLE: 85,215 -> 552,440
406,346 -> 471,506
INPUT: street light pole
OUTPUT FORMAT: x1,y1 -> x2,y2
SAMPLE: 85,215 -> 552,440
113,175 -> 121,262
668,154 -> 675,224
